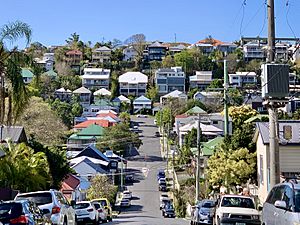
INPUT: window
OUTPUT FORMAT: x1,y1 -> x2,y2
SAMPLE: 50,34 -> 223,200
282,186 -> 293,210
266,186 -> 285,205
260,155 -> 264,184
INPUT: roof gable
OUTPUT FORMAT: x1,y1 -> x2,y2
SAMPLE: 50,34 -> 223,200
22,68 -> 34,78
75,145 -> 110,162
77,124 -> 105,136
73,86 -> 91,94
133,95 -> 151,103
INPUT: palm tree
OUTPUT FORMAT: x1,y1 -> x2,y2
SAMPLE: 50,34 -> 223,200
0,21 -> 32,124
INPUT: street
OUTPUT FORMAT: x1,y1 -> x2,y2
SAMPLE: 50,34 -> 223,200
112,116 -> 188,225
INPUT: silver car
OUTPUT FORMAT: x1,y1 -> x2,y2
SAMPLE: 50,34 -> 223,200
262,181 -> 300,225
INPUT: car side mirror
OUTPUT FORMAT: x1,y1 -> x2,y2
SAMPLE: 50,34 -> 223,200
274,200 -> 287,210
70,200 -> 76,207
258,205 -> 263,211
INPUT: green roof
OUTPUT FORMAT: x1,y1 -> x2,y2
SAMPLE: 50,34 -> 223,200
78,124 -> 104,136
44,70 -> 57,77
244,115 -> 269,123
186,106 -> 207,115
22,68 -> 34,78
191,136 -> 224,156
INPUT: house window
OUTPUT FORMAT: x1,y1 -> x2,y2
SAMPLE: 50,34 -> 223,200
213,121 -> 218,125
260,155 -> 264,185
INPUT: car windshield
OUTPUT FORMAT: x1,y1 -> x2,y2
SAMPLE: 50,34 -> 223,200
92,203 -> 101,210
0,203 -> 22,218
99,200 -> 107,207
165,204 -> 174,210
74,203 -> 90,209
221,197 -> 255,209
16,193 -> 52,206
202,201 -> 215,208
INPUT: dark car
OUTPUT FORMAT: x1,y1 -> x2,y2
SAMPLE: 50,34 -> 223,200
160,199 -> 171,210
0,200 -> 50,225
155,131 -> 160,137
162,203 -> 175,218
191,200 -> 216,225
157,170 -> 166,181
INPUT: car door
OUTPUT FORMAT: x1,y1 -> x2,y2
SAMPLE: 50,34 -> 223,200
263,186 -> 282,225
61,194 -> 75,225
277,185 -> 294,225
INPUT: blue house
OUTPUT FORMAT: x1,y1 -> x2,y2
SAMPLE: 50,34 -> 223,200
133,95 -> 152,113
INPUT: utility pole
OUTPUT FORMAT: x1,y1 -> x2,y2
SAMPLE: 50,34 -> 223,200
195,113 -> 201,203
121,156 -> 124,191
267,0 -> 280,188
174,33 -> 177,43
223,59 -> 229,136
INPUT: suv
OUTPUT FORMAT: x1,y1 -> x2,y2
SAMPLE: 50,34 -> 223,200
262,181 -> 300,225
15,190 -> 76,225
91,198 -> 112,222
191,199 -> 215,225
73,201 -> 98,225
215,195 -> 261,225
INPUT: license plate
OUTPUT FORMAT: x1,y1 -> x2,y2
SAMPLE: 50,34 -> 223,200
236,223 -> 246,225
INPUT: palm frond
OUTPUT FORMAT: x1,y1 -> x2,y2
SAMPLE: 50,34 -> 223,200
0,21 -> 32,46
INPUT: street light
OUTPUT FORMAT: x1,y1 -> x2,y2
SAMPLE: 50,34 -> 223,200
187,106 -> 207,203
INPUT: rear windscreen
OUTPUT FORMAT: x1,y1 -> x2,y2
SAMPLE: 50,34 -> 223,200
16,193 -> 52,206
74,203 -> 90,209
0,203 -> 22,219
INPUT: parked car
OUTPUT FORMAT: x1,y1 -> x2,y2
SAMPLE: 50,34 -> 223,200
119,199 -> 131,208
158,178 -> 166,185
15,190 -> 76,225
157,170 -> 166,181
159,183 -> 167,192
91,201 -> 107,224
155,131 -> 160,137
125,174 -> 134,183
191,199 -> 216,225
160,194 -> 169,202
122,190 -> 132,200
0,200 -> 51,225
136,114 -> 147,118
162,203 -> 175,218
73,201 -> 98,225
160,199 -> 171,210
262,181 -> 300,225
215,195 -> 260,225
91,199 -> 112,222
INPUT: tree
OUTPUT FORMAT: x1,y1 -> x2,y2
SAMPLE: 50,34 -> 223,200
228,105 -> 258,128
97,123 -> 142,153
119,112 -> 131,125
0,141 -> 50,192
86,175 -> 118,204
207,79 -> 223,89
16,97 -> 68,145
146,85 -> 158,101
58,75 -> 82,91
55,62 -> 76,76
65,32 -> 80,49
28,137 -> 72,189
124,34 -> 146,70
162,55 -> 175,68
0,21 -> 32,125
110,71 -> 119,100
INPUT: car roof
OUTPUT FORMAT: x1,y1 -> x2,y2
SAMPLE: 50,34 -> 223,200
275,182 -> 300,190
221,194 -> 253,199
17,190 -> 55,196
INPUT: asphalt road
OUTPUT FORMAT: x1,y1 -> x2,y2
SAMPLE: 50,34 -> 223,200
111,116 -> 188,225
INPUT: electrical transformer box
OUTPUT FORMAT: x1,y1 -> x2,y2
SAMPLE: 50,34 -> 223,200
261,64 -> 289,99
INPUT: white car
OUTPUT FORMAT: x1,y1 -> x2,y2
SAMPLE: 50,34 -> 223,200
74,201 -> 98,224
215,195 -> 261,225
15,190 -> 76,225
137,114 -> 147,118
158,178 -> 166,185
160,194 -> 169,202
91,201 -> 107,223
122,190 -> 132,199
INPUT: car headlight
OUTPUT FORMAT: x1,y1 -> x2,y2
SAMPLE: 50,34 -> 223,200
252,215 -> 260,220
222,213 -> 230,218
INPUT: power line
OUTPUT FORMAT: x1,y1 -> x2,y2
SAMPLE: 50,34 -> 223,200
240,0 -> 247,37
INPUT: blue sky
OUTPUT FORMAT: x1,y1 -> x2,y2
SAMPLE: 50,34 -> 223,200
1,0 -> 299,47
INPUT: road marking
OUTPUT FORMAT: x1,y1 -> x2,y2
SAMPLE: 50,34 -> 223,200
142,167 -> 149,177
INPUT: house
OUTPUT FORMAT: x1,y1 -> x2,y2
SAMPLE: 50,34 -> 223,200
0,126 -> 27,143
81,68 -> 110,90
35,58 -> 54,71
189,71 -> 213,90
215,42 -> 237,54
82,99 -> 119,117
113,95 -> 131,104
65,50 -> 82,73
190,137 -> 224,178
67,124 -> 105,150
147,41 -> 167,61
194,91 -> 222,105
289,45 -> 300,63
43,70 -> 57,78
229,72 -> 257,87
93,88 -> 111,98
275,43 -> 289,61
73,87 -> 91,107
60,174 -> 83,201
168,44 -> 187,56
193,38 -> 236,55
133,95 -> 152,112
92,46 -> 112,64
43,52 -> 55,62
179,121 -> 223,147
54,88 -> 72,102
119,72 -> 148,96
73,120 -> 113,131
255,121 -> 300,202
243,42 -> 265,61
123,46 -> 138,61
22,68 -> 34,84
155,67 -> 186,94
244,93 -> 266,113
160,90 -> 188,105
194,43 -> 214,54
285,97 -> 300,114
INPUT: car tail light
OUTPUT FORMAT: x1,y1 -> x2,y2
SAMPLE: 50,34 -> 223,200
52,206 -> 61,214
87,208 -> 94,212
98,209 -> 103,213
10,215 -> 28,224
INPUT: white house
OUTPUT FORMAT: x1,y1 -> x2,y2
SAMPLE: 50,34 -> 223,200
155,67 -> 186,94
160,90 -> 188,105
54,87 -> 72,101
113,95 -> 131,104
194,91 -> 222,105
243,42 -> 265,61
229,72 -> 257,87
179,121 -> 223,147
133,95 -> 152,112
82,68 -> 110,90
73,86 -> 91,107
92,46 -> 111,63
119,72 -> 148,96
93,88 -> 111,97
255,121 -> 300,202
71,158 -> 108,180
123,46 -> 138,61
189,71 -> 213,90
